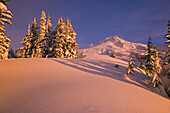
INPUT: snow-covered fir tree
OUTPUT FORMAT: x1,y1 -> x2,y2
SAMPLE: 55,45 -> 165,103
138,54 -> 146,71
34,11 -> 46,58
150,50 -> 162,88
125,52 -> 136,75
46,14 -> 52,34
0,1 -> 13,60
17,18 -> 39,58
65,18 -> 78,58
109,50 -> 117,58
17,24 -> 32,58
49,17 -> 78,58
49,18 -> 65,58
140,60 -> 146,71
164,20 -> 170,80
30,18 -> 38,58
165,20 -> 170,63
161,63 -> 170,97
44,14 -> 52,58
145,36 -> 155,76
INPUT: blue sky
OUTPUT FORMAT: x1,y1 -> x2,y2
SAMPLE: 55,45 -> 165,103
5,0 -> 170,49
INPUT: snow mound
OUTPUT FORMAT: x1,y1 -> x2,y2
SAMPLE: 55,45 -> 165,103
83,36 -> 147,60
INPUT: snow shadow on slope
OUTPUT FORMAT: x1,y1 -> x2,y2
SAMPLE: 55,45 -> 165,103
52,58 -> 152,92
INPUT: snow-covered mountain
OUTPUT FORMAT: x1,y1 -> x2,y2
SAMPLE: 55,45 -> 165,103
83,36 -> 167,60
83,36 -> 147,60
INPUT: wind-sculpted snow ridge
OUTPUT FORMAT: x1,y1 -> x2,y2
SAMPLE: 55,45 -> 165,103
83,36 -> 147,60
0,55 -> 170,113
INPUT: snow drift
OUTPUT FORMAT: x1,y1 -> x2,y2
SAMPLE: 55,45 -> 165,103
0,56 -> 170,113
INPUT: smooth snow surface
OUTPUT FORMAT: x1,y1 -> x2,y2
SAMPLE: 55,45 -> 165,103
0,54 -> 170,113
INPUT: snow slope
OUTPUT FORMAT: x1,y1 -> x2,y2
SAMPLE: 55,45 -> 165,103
0,55 -> 170,113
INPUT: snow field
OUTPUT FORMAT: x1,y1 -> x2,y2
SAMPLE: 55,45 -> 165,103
0,56 -> 169,113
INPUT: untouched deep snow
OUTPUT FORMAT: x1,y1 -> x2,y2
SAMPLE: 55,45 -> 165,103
0,54 -> 170,113
0,36 -> 169,113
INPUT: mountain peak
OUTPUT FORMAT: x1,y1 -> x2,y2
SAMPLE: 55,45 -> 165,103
98,36 -> 125,45
105,36 -> 121,41
84,36 -> 147,60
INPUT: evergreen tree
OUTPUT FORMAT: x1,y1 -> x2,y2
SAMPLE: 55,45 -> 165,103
46,14 -> 52,34
165,20 -> 170,63
0,1 -> 13,60
145,36 -> 155,76
147,36 -> 152,53
17,24 -> 32,58
164,20 -> 170,79
17,18 -> 39,58
125,52 -> 136,75
109,50 -> 117,58
65,18 -> 78,58
30,18 -> 38,58
44,14 -> 52,57
150,50 -> 162,88
8,48 -> 17,58
140,60 -> 146,71
31,18 -> 38,37
49,18 -> 65,58
35,10 -> 46,58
